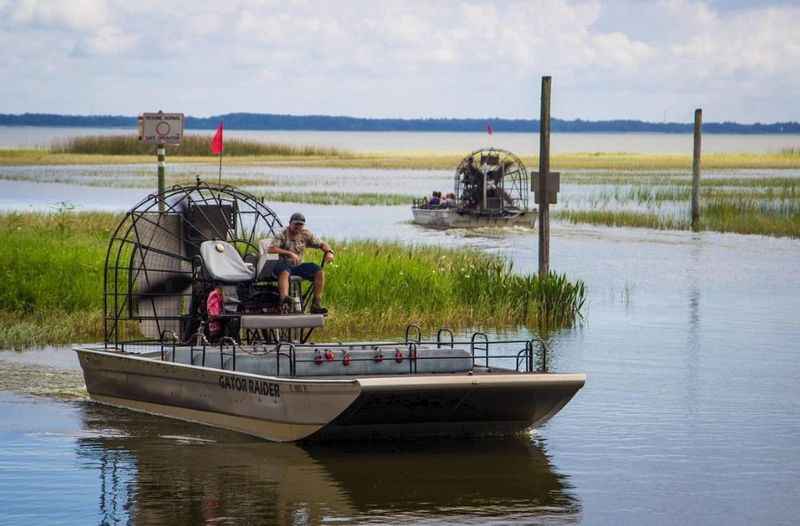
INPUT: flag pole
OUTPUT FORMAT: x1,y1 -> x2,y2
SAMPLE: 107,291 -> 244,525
218,120 -> 223,184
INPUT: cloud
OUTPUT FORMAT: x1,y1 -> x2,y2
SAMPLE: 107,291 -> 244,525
11,0 -> 111,31
0,0 -> 796,122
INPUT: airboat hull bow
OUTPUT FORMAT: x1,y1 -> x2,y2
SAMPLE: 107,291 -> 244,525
411,208 -> 535,229
75,345 -> 585,442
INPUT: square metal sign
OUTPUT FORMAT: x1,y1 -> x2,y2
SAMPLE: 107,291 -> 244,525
532,171 -> 560,204
138,112 -> 184,145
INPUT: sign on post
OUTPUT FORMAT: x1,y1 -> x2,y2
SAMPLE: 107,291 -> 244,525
138,112 -> 184,145
532,171 -> 560,204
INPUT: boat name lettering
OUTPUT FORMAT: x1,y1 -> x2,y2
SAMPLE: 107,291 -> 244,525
218,375 -> 280,398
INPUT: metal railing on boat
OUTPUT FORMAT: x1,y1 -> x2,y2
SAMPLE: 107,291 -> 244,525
110,324 -> 551,378
142,325 -> 552,377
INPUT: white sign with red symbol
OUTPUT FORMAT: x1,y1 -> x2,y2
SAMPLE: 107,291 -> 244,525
138,112 -> 184,144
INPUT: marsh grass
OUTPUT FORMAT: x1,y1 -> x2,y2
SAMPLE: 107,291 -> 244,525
0,213 -> 585,347
0,212 -> 114,314
591,183 -> 800,205
322,241 -> 585,338
556,198 -> 800,238
555,210 -> 688,231
50,134 -> 350,157
0,171 -> 303,189
558,169 -> 800,237
4,146 -> 800,169
700,199 -> 800,237
563,172 -> 800,188
0,171 -> 410,205
256,191 -> 412,206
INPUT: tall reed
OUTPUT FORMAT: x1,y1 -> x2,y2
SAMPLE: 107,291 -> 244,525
323,241 -> 585,337
49,134 -> 349,157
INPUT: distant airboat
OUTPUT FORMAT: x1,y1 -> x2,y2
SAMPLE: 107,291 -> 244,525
412,148 -> 534,228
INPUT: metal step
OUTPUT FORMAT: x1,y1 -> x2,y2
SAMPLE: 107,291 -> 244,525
240,314 -> 325,330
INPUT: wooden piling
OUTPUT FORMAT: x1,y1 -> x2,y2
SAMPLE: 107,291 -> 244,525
691,108 -> 702,228
538,76 -> 552,278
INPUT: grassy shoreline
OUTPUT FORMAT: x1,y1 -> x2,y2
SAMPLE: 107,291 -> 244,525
555,174 -> 800,238
0,212 -> 585,349
3,148 -> 800,170
555,203 -> 800,238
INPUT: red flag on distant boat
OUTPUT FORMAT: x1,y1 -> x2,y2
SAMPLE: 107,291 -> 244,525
487,123 -> 493,135
211,121 -> 224,155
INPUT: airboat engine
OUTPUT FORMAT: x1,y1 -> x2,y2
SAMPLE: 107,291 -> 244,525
454,148 -> 529,214
103,181 -> 284,346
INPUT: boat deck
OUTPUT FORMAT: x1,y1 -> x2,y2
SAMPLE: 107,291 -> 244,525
84,334 -> 547,380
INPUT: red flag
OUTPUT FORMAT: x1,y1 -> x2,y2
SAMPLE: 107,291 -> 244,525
487,123 -> 493,135
211,121 -> 224,155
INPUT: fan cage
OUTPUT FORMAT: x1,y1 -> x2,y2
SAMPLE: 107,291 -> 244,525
103,181 -> 283,348
453,148 -> 529,214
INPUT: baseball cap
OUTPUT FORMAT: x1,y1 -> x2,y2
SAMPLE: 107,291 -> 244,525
289,212 -> 306,225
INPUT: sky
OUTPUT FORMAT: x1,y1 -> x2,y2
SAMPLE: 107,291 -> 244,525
0,0 -> 798,123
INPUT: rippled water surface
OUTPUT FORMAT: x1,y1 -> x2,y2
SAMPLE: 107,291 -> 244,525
1,168 -> 799,524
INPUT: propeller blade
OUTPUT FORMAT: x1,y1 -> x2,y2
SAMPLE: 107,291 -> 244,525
136,274 -> 194,296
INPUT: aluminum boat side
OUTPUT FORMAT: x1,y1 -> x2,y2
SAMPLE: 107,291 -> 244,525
76,346 -> 584,442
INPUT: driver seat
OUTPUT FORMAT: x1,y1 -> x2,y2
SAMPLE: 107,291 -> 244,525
199,240 -> 255,283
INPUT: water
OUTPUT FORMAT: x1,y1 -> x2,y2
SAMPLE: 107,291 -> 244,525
1,168 -> 799,523
2,125 -> 799,153
2,164 -> 798,224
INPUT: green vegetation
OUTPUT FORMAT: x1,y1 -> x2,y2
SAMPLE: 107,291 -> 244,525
556,172 -> 800,238
49,134 -> 350,157
556,197 -> 800,238
563,172 -> 800,188
3,144 -> 800,170
0,212 -> 585,348
555,210 -> 687,231
323,241 -> 585,338
0,169 -> 410,205
583,181 -> 799,205
256,191 -> 412,206
0,211 -> 115,348
0,172 -> 285,189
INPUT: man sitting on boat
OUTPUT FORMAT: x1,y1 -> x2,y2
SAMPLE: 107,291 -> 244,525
265,212 -> 335,314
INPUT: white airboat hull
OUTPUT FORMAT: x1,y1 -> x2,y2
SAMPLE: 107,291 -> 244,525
411,208 -> 535,228
76,347 -> 585,442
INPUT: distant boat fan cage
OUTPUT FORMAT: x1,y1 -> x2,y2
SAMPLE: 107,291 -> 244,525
453,148 -> 529,214
104,181 -> 283,346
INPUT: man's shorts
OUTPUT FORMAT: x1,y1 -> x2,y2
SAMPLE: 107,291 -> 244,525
272,260 -> 321,280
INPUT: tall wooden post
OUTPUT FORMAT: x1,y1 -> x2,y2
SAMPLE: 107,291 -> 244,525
538,76 -> 552,278
691,108 -> 702,229
157,142 -> 166,212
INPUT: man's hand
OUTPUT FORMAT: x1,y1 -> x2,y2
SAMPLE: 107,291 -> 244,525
324,251 -> 335,264
289,252 -> 301,265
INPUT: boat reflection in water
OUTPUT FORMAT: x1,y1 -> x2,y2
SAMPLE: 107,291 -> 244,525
76,403 -> 580,525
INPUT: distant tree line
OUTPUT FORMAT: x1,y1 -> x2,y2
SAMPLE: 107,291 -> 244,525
1,112 -> 798,134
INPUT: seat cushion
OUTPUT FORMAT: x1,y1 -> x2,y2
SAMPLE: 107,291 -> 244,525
200,240 -> 255,283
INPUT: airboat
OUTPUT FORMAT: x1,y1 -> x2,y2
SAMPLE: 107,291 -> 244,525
75,181 -> 584,442
412,148 -> 535,228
